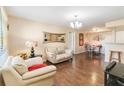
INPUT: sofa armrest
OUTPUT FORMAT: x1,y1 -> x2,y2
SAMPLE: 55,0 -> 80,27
65,49 -> 72,55
22,65 -> 56,80
2,66 -> 23,85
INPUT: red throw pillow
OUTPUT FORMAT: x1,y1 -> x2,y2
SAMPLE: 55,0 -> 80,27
28,64 -> 47,71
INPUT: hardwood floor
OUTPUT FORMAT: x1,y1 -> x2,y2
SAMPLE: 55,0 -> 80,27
49,53 -> 104,86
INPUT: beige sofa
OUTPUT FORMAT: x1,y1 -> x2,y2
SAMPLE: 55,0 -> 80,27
45,45 -> 73,64
2,56 -> 56,86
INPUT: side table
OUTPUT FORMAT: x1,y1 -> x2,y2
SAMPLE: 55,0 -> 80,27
29,54 -> 42,58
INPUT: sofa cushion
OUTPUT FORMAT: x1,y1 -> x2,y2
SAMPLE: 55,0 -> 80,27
63,54 -> 71,58
56,54 -> 65,61
57,47 -> 65,54
47,47 -> 57,54
28,64 -> 47,71
13,64 -> 28,75
56,53 -> 71,61
47,52 -> 56,59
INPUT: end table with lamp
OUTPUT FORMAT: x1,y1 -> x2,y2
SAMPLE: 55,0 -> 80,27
25,41 -> 46,62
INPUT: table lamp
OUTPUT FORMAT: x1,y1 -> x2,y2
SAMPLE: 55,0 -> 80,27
25,41 -> 38,58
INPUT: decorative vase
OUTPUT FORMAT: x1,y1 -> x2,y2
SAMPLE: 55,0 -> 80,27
30,47 -> 35,58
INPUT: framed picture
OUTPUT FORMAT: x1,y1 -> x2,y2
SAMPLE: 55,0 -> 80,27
43,32 -> 66,43
79,33 -> 84,46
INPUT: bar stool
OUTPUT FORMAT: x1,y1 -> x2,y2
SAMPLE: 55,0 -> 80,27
109,50 -> 122,63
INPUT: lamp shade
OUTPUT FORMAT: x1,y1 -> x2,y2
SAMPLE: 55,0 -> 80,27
25,41 -> 38,48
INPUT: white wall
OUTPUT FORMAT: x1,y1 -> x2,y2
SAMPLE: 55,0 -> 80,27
8,16 -> 73,56
8,16 -> 86,56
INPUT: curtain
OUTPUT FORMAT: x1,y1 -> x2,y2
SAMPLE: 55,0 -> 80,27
0,7 -> 8,67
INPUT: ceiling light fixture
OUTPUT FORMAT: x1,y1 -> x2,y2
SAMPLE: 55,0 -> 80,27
70,15 -> 82,29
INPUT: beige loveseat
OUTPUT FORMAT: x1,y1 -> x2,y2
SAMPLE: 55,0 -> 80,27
45,44 -> 73,64
2,56 -> 56,86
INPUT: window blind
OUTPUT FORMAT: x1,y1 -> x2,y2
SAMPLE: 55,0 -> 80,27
0,8 -> 4,56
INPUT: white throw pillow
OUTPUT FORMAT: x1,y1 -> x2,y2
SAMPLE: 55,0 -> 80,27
57,47 -> 65,54
24,57 -> 43,67
13,64 -> 28,75
47,47 -> 57,54
11,56 -> 24,65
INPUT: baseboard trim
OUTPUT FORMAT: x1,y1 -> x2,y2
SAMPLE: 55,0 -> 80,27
74,51 -> 86,54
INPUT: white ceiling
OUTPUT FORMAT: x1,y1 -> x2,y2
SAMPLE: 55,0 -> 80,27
5,6 -> 124,29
